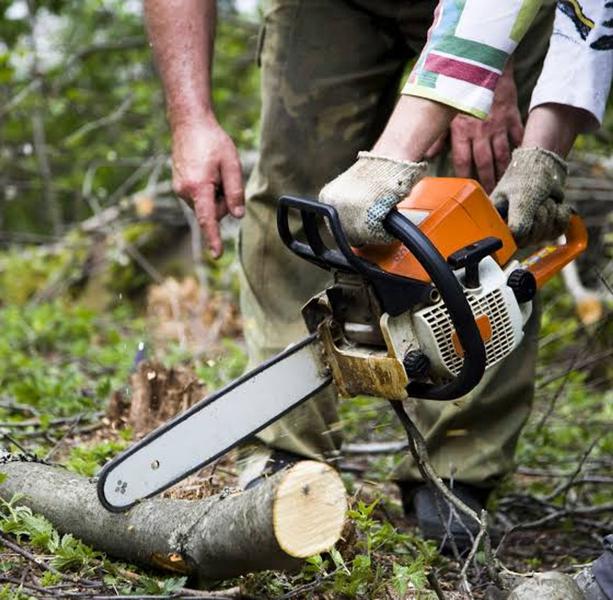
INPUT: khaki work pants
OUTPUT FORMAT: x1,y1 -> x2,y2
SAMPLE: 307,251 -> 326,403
239,0 -> 553,486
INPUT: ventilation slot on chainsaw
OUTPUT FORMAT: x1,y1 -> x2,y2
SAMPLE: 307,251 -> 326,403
412,255 -> 525,380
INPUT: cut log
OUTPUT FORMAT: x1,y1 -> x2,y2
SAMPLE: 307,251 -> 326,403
0,459 -> 346,580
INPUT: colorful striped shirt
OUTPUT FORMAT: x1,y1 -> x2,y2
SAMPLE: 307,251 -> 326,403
403,0 -> 612,126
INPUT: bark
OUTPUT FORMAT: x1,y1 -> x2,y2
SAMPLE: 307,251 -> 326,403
0,459 -> 346,580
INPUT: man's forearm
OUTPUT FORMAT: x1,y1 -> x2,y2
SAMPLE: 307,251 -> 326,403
144,0 -> 217,130
522,104 -> 591,158
372,96 -> 456,162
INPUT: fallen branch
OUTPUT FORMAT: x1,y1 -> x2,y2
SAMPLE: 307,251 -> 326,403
0,459 -> 347,580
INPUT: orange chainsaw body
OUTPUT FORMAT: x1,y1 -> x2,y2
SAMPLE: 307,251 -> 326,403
356,177 -> 587,289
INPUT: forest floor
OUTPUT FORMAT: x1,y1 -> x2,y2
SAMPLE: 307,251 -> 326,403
0,239 -> 610,600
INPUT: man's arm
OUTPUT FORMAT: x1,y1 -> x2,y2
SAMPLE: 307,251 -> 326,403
145,0 -> 244,258
320,1 -> 542,245
522,104 -> 592,158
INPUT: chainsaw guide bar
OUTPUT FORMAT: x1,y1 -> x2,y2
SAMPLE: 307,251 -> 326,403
98,334 -> 329,511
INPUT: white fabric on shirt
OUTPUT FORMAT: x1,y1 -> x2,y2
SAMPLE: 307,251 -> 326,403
530,0 -> 613,130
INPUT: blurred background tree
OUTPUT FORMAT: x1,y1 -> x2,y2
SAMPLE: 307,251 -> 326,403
0,0 -> 260,239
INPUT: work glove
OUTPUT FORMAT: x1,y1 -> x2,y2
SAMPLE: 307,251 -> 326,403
319,151 -> 427,246
491,147 -> 571,248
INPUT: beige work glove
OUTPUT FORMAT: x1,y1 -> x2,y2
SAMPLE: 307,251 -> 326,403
491,147 -> 571,248
319,151 -> 427,246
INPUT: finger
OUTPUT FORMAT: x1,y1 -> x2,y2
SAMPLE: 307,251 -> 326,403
215,200 -> 229,221
491,133 -> 511,181
509,120 -> 524,149
527,203 -> 550,247
194,185 -> 223,258
539,200 -> 571,242
491,190 -> 509,220
552,202 -> 572,239
425,133 -> 448,159
220,153 -> 245,218
451,137 -> 472,178
472,138 -> 496,193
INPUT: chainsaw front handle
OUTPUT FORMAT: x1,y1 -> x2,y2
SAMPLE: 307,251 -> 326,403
521,214 -> 588,288
277,196 -> 487,401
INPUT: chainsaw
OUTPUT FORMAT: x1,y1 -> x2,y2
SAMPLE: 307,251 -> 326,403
98,177 -> 587,511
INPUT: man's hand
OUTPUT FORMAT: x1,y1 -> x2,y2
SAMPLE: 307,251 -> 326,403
171,116 -> 244,258
426,63 -> 523,193
491,147 -> 570,248
319,152 -> 426,246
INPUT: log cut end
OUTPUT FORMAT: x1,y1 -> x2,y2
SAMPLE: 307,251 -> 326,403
272,461 -> 346,558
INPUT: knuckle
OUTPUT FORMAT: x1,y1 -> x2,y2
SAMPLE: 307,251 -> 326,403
454,157 -> 470,171
495,146 -> 510,160
174,179 -> 198,198
226,190 -> 244,204
474,155 -> 491,170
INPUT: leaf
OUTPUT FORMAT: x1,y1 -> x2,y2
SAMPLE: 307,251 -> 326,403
329,547 -> 350,574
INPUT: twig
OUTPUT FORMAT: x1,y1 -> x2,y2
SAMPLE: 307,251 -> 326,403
178,588 -> 242,598
342,440 -> 408,455
536,348 -> 613,390
535,346 -> 585,431
0,412 -> 102,429
0,398 -> 40,417
458,509 -> 487,583
389,400 -> 504,592
0,433 -> 31,454
426,571 -> 447,600
495,500 -> 613,555
44,414 -> 84,461
544,435 -> 604,504
516,467 -> 613,484
0,574 -> 54,596
277,568 -> 342,599
63,95 -> 134,146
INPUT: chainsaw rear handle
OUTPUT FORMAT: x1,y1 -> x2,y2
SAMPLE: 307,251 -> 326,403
522,214 -> 588,288
277,196 -> 487,401
496,201 -> 588,287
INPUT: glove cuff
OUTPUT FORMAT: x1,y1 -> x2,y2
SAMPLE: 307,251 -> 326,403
511,147 -> 568,180
354,151 -> 427,197
357,150 -> 427,169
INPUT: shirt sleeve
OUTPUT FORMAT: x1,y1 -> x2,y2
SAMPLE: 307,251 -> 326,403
529,0 -> 613,130
402,0 -> 544,119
